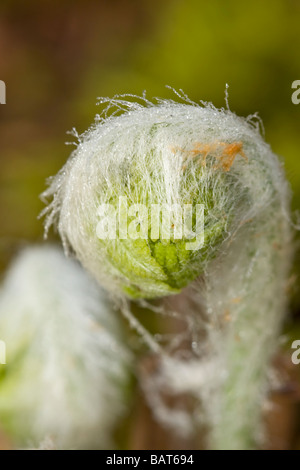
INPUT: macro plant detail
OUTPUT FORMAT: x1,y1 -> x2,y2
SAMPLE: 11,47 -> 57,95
0,89 -> 291,450
0,246 -> 132,449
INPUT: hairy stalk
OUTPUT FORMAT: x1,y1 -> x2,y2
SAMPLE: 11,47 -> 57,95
41,90 -> 292,449
203,195 -> 291,449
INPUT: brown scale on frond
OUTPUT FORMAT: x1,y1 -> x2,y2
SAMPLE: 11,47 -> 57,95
171,141 -> 248,172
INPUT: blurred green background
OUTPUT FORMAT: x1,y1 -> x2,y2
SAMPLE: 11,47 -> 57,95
0,0 -> 300,449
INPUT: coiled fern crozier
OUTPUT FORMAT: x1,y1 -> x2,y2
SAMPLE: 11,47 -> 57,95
42,91 -> 292,450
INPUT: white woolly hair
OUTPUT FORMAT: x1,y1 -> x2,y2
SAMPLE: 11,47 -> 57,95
40,91 -> 293,449
41,92 -> 290,300
0,245 -> 132,449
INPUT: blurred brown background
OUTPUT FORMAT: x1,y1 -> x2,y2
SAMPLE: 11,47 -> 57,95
1,0 -> 300,449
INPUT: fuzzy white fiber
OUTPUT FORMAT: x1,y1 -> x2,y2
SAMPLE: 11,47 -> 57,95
0,245 -> 132,449
41,91 -> 292,449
